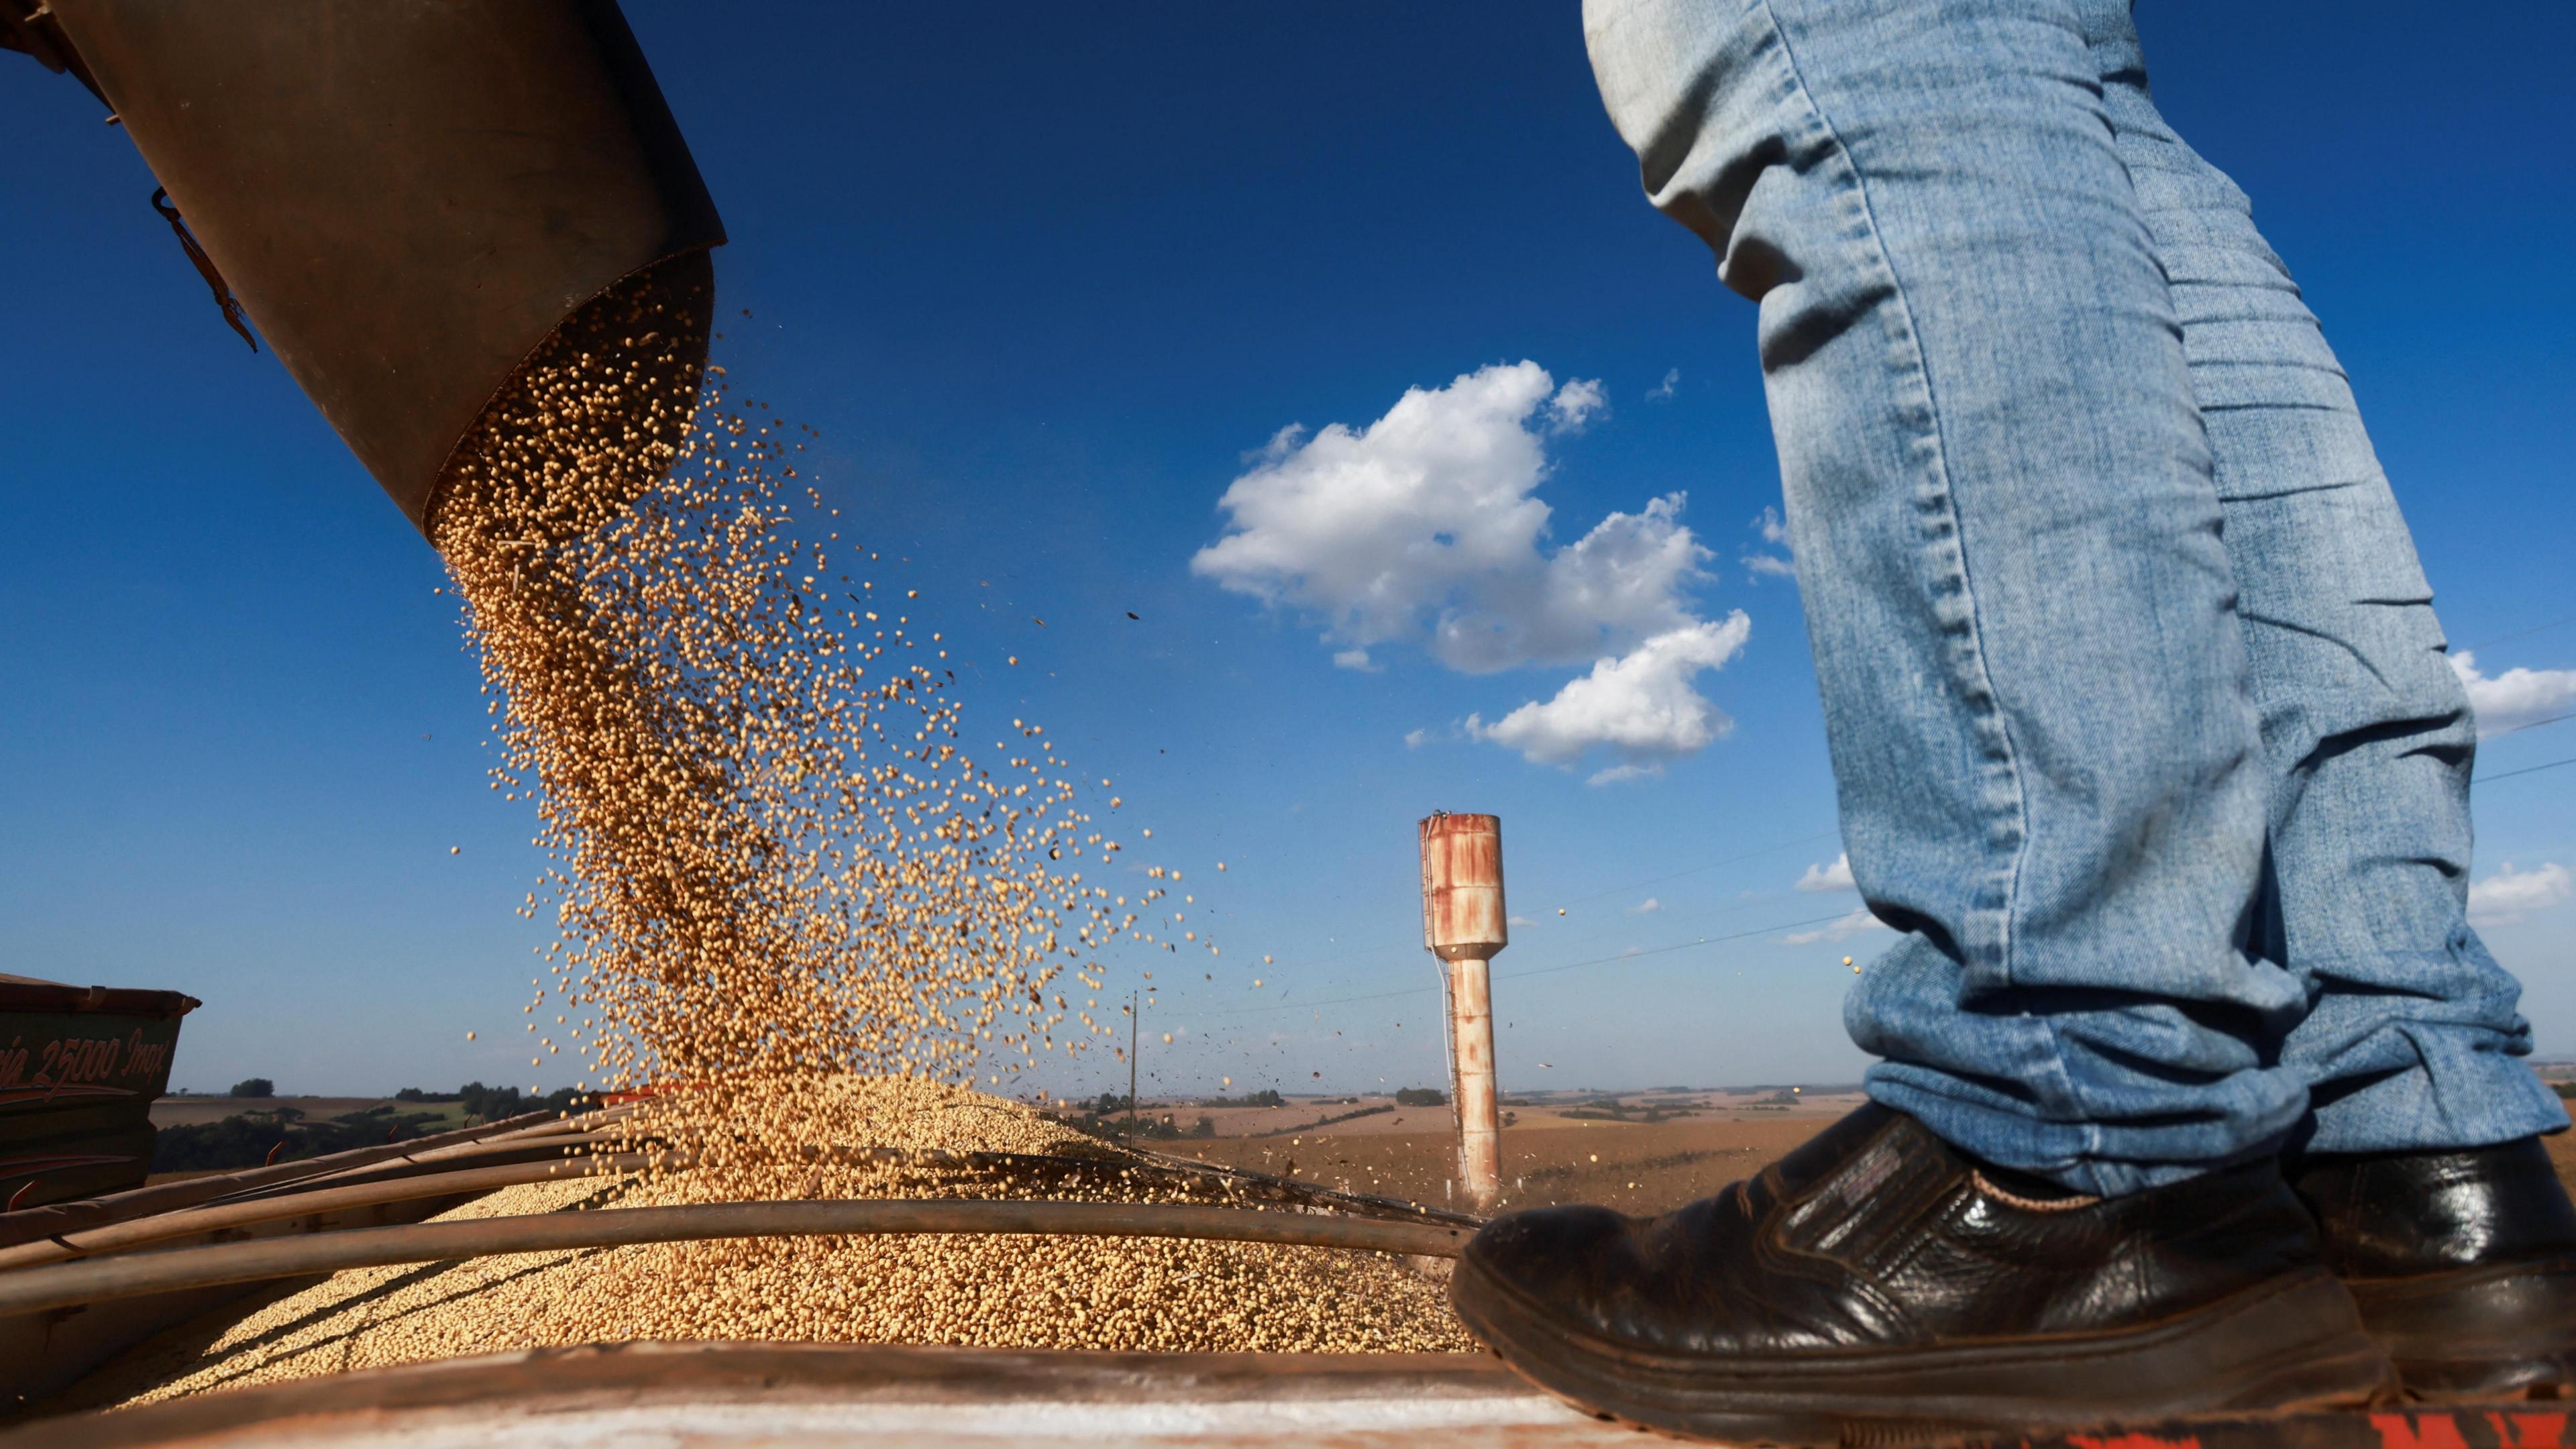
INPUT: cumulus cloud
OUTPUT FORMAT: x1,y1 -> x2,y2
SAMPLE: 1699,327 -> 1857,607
1796,853 -> 1856,893
1198,362 -> 1764,779
1647,368 -> 1679,401
1191,362 -> 1703,674
1402,727 -> 1430,749
2453,652 -> 2576,738
1628,898 -> 1663,915
1776,908 -> 1890,947
2469,862 -> 2573,928
1743,506 -> 1796,582
1547,378 -> 1608,433
1464,614 -> 1752,783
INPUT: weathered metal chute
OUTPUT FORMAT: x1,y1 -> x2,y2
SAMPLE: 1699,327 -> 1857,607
7,0 -> 726,538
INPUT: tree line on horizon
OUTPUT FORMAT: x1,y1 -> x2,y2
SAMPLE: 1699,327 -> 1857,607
151,1083 -> 597,1173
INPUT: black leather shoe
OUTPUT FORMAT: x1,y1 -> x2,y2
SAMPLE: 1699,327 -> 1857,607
1450,1106 -> 2391,1445
2294,1136 -> 2576,1399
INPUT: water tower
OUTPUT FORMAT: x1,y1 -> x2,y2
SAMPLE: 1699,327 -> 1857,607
1418,812 -> 1505,1211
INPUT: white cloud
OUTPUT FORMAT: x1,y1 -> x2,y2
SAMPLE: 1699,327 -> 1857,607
1402,727 -> 1430,749
1191,362 -> 1707,674
1647,368 -> 1679,401
2469,862 -> 2573,928
1796,853 -> 1855,893
1507,914 -> 1535,927
1776,908 -> 1889,947
1628,898 -> 1662,915
1198,362 -> 1764,780
1464,614 -> 1752,780
1743,506 -> 1796,582
1547,378 -> 1608,433
2453,652 -> 2576,738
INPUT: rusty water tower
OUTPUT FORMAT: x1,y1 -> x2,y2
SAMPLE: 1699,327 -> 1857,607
1418,812 -> 1505,1211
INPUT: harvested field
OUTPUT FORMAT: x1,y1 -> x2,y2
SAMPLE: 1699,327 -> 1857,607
1127,1087 -> 1866,1142
147,1097 -> 458,1131
1178,1106 -> 2576,1215
1176,1115 -> 1827,1216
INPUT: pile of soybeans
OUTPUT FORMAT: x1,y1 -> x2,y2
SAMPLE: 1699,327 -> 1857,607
86,1080 -> 1465,1409
93,260 -> 1470,1405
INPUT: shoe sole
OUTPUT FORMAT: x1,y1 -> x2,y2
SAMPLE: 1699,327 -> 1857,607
2351,1258 -> 2576,1401
1450,1260 -> 2394,1446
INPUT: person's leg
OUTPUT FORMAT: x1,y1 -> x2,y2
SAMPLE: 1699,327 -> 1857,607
2070,5 -> 2576,1399
1440,9 -> 2398,1434
1586,0 -> 2301,1196
2077,3 -> 2565,1156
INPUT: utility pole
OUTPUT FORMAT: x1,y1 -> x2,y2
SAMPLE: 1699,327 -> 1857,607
1127,989 -> 1140,1143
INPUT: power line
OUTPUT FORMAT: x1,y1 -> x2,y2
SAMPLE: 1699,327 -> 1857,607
1517,887 -> 1801,962
1535,824 -> 1844,902
1187,710 -> 2569,1024
1236,825 -> 1837,978
1498,911 -> 1866,982
2462,615 -> 2576,654
2473,755 -> 2576,787
2485,711 -> 2574,741
1201,909 -> 1861,1017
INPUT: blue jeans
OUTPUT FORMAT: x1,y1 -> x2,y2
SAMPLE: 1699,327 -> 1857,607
1585,0 -> 2565,1195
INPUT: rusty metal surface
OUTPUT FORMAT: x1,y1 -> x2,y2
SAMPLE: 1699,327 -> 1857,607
1419,814 -> 1506,1211
0,1188 -> 494,1411
0,0 -> 103,99
0,1115 -> 594,1407
1,978 -> 201,1212
1418,814 -> 1507,960
1444,957 -> 1502,1212
42,0 -> 724,535
0,979 -> 199,1021
0,1112 -> 553,1252
0,1155 -> 641,1273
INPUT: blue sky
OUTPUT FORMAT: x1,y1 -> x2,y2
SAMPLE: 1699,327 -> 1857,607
3,1 -> 2570,1099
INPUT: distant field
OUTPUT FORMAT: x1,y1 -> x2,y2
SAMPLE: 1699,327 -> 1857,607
1084,1087 -> 1866,1142
149,1096 -> 475,1130
150,1087 -> 2576,1220
1174,1116 -> 1821,1213
1169,1098 -> 2576,1216
1155,1091 -> 1866,1214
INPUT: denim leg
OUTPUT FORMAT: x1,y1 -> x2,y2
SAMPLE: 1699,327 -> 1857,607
2078,6 -> 2565,1155
1585,0 -> 2310,1195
